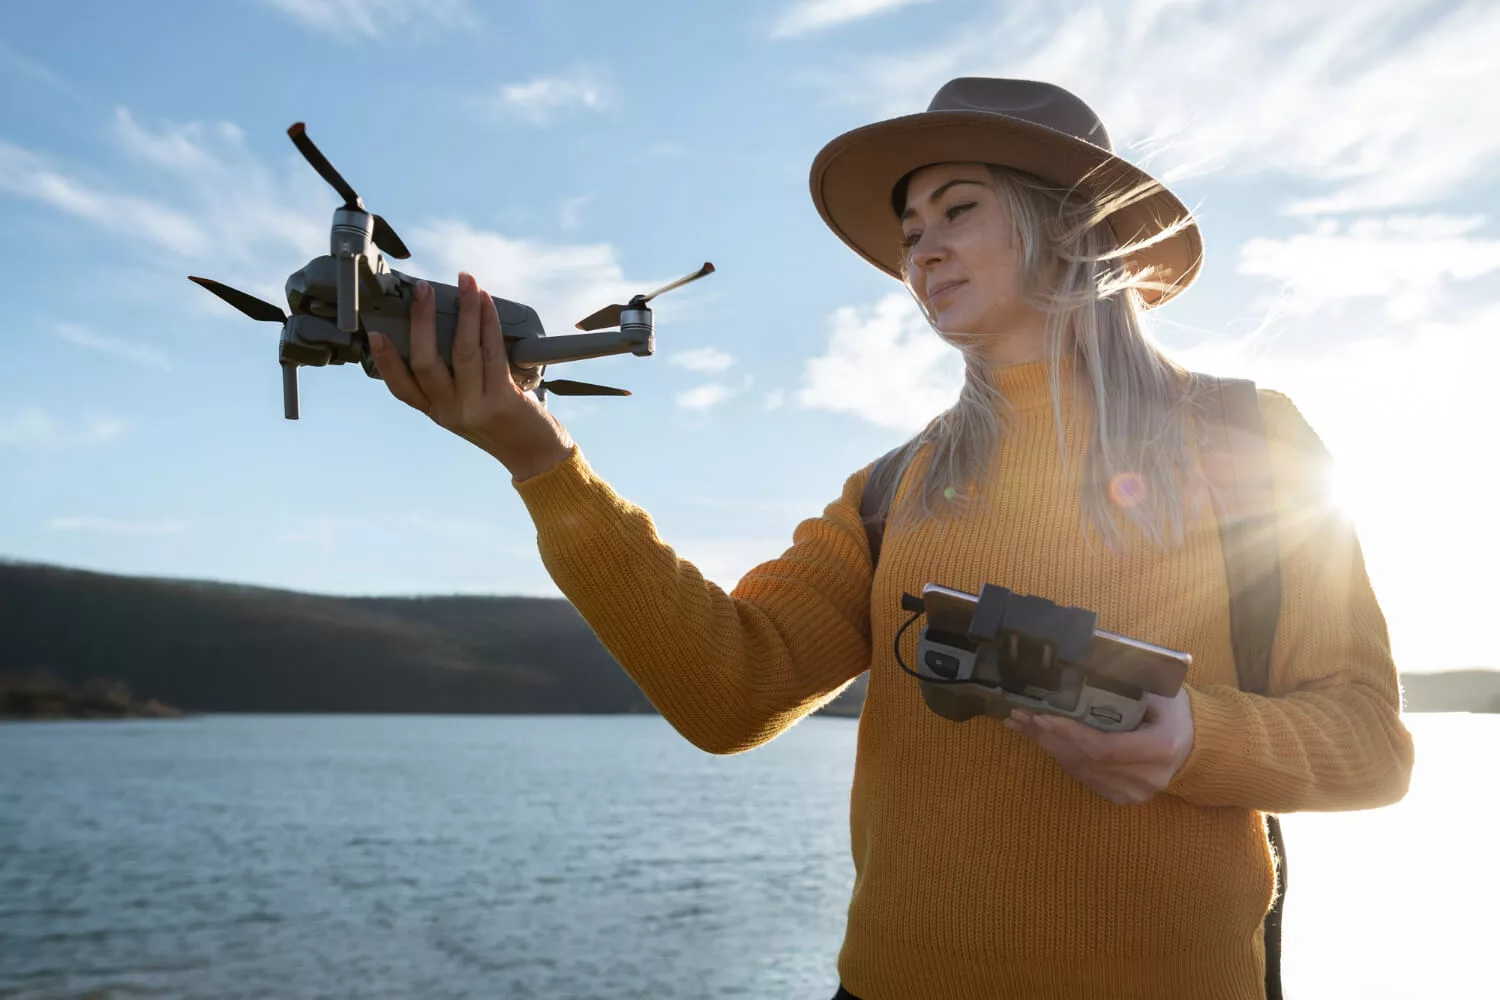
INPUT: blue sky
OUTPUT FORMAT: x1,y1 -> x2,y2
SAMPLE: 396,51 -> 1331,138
2,0 -> 1496,672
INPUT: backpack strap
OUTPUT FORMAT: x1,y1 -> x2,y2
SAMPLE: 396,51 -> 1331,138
860,444 -> 906,569
1194,373 -> 1287,1000
1195,375 -> 1282,697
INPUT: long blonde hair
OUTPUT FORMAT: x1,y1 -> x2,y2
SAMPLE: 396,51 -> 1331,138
877,163 -> 1205,551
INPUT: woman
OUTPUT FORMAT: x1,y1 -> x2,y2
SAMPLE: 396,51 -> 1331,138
368,79 -> 1414,999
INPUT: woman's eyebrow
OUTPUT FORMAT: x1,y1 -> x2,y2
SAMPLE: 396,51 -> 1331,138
901,179 -> 987,222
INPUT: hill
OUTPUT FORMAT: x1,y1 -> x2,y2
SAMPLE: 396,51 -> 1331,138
0,559 -> 867,718
0,560 -> 1488,718
1399,669 -> 1500,714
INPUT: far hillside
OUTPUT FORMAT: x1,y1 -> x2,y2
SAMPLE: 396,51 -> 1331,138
0,559 -> 1491,718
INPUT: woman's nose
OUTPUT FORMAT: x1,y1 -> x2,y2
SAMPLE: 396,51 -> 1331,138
912,241 -> 947,280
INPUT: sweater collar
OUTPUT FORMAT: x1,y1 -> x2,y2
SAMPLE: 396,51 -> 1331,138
991,356 -> 1084,415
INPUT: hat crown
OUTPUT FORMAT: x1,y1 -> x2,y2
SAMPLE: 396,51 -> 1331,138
926,78 -> 1113,154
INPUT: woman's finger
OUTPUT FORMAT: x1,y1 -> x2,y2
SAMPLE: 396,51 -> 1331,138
410,273 -> 459,412
368,331 -> 431,415
478,286 -> 517,397
452,275 -> 483,407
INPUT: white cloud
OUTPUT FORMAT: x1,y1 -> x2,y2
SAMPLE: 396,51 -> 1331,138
46,516 -> 187,536
261,0 -> 476,40
108,107 -> 326,277
677,383 -> 736,411
0,107 -> 330,312
795,292 -> 963,431
815,0 -> 1500,214
0,407 -> 127,449
491,71 -> 613,126
1235,214 -> 1500,323
771,0 -> 933,38
409,219 -> 704,344
0,139 -> 208,257
668,346 -> 736,373
0,37 -> 81,101
55,323 -> 172,370
765,388 -> 788,410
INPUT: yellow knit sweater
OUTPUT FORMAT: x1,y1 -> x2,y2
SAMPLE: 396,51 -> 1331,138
512,360 -> 1414,999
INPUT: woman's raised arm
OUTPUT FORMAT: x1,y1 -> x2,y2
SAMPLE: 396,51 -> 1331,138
370,271 -> 875,753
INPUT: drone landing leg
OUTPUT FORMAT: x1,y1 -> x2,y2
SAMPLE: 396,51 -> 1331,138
282,363 -> 300,420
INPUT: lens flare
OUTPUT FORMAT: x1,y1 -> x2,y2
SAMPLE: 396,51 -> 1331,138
1108,471 -> 1147,509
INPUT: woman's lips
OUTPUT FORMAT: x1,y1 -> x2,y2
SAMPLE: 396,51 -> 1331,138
928,280 -> 966,305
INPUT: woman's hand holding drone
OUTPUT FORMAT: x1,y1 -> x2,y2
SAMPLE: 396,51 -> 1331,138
369,271 -> 575,481
1004,688 -> 1196,806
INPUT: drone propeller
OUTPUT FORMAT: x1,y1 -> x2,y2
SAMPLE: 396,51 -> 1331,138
371,215 -> 410,260
539,379 -> 631,396
188,276 -> 287,323
575,262 -> 715,332
286,123 -> 410,260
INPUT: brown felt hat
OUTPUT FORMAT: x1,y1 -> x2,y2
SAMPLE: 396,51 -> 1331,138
809,77 -> 1203,308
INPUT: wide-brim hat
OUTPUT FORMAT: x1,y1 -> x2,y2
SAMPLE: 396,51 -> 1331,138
809,78 -> 1202,308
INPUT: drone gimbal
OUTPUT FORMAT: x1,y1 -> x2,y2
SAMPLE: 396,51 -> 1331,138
189,123 -> 714,419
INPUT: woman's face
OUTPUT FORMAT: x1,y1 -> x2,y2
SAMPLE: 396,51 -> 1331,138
899,162 -> 1035,344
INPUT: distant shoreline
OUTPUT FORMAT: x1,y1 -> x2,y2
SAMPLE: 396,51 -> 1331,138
2,559 -> 1495,718
0,672 -> 183,721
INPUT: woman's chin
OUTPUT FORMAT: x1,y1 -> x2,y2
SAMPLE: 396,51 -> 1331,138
932,314 -> 984,348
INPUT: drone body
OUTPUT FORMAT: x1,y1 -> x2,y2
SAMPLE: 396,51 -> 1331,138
189,122 -> 713,419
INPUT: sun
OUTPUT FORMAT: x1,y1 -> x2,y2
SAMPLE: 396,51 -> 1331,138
1327,460 -> 1367,527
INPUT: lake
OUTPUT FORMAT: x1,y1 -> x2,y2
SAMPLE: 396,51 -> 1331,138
0,713 -> 1493,999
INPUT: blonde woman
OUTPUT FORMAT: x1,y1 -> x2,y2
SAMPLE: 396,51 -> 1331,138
370,78 -> 1414,1000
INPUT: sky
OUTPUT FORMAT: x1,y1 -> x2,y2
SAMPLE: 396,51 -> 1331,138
1,0 -> 1496,673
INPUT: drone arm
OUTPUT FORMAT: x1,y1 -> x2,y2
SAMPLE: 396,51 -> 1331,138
509,330 -> 653,367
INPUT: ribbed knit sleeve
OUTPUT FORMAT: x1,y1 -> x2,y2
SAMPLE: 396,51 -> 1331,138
511,445 -> 874,754
1167,389 -> 1415,813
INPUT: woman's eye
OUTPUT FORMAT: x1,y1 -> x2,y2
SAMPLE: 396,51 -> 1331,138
945,202 -> 976,221
901,230 -> 921,249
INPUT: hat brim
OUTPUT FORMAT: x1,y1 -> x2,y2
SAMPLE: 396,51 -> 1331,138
809,111 -> 1202,308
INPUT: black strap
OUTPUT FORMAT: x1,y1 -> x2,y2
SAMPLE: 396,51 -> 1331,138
1195,375 -> 1286,1000
858,375 -> 1287,1000
1195,377 -> 1283,697
859,444 -> 905,568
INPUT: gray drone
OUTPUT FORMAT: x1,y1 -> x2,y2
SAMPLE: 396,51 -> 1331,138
189,122 -> 714,419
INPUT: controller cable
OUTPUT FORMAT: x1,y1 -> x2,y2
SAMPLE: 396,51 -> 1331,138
892,593 -> 969,685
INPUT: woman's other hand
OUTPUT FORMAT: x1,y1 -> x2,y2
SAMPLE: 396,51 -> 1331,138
1004,689 -> 1195,806
368,271 -> 575,481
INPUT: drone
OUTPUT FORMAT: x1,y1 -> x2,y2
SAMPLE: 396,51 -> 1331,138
189,122 -> 714,419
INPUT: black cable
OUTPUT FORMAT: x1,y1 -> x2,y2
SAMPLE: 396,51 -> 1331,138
892,604 -> 970,685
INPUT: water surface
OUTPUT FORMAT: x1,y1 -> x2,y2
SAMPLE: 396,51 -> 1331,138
0,713 -> 1492,999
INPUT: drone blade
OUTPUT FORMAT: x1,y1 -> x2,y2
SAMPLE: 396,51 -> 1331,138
189,276 -> 287,323
642,262 -> 715,303
573,263 -> 716,331
574,303 -> 624,332
539,379 -> 631,397
287,122 -> 361,208
372,215 -> 411,260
